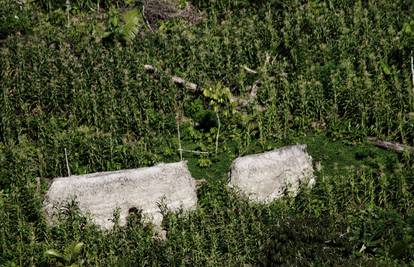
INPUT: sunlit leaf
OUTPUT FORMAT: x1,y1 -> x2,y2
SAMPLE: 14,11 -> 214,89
380,60 -> 391,75
71,242 -> 84,260
121,9 -> 141,44
44,249 -> 64,259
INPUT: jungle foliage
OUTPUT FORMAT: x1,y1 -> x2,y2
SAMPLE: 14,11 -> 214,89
1,0 -> 414,265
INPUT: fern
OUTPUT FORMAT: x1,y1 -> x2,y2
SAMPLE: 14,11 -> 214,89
121,9 -> 141,43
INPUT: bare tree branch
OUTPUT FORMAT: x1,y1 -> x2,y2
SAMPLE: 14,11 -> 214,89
144,64 -> 263,109
367,137 -> 414,153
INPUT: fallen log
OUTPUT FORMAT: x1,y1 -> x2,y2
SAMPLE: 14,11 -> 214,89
171,75 -> 198,92
367,137 -> 414,153
144,64 -> 198,92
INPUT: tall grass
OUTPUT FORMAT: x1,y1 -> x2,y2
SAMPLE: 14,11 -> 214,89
1,0 -> 414,265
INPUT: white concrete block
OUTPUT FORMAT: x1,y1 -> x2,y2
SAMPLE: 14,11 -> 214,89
229,145 -> 315,203
44,161 -> 197,229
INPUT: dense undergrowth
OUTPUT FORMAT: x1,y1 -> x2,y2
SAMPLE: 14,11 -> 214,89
1,0 -> 414,265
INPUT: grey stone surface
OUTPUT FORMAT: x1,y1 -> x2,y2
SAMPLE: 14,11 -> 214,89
44,161 -> 197,229
228,145 -> 315,203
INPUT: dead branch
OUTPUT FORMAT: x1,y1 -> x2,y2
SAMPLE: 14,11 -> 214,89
411,56 -> 414,94
230,79 -> 262,109
249,79 -> 261,99
171,76 -> 198,92
176,111 -> 183,161
144,64 -> 197,91
178,149 -> 209,155
142,5 -> 154,32
65,148 -> 71,176
367,137 -> 414,153
243,65 -> 257,74
143,64 -> 263,109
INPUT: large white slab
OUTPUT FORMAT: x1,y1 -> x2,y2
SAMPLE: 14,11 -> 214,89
228,145 -> 315,203
44,161 -> 197,229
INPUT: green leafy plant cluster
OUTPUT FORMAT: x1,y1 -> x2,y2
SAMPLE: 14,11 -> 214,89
93,7 -> 143,44
44,242 -> 84,267
0,0 -> 34,39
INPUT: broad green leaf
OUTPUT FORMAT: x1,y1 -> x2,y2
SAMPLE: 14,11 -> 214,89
380,61 -> 391,75
44,249 -> 64,259
110,16 -> 119,28
403,22 -> 412,35
71,242 -> 84,260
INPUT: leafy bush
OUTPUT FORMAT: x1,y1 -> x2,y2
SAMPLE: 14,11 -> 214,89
0,1 -> 34,39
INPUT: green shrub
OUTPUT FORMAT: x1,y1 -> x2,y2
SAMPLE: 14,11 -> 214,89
0,1 -> 34,39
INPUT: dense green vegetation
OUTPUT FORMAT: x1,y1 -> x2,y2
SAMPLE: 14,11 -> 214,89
1,0 -> 414,265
